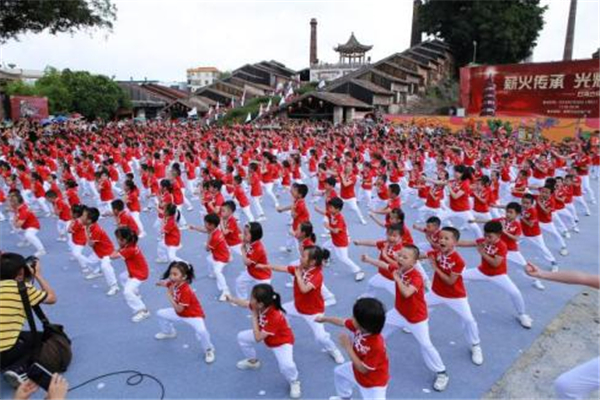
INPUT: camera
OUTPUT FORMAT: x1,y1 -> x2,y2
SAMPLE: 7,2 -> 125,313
23,255 -> 39,280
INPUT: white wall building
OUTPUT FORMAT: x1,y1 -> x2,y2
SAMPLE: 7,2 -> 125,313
186,67 -> 220,92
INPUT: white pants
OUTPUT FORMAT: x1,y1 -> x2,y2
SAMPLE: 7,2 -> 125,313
554,357 -> 600,399
131,211 -> 146,235
207,255 -> 230,294
70,242 -> 93,270
119,271 -> 146,313
35,197 -> 51,214
324,242 -> 362,274
157,242 -> 181,262
283,302 -> 339,353
522,235 -> 556,264
237,330 -> 298,383
56,220 -> 68,238
359,188 -> 373,209
251,196 -> 265,217
573,196 -> 591,215
241,205 -> 255,222
156,308 -> 214,352
334,361 -> 387,400
87,254 -> 117,287
382,309 -> 446,373
540,221 -> 567,249
463,268 -> 526,315
343,197 -> 366,223
19,228 -> 45,252
418,205 -> 444,223
581,175 -> 596,203
426,291 -> 480,346
555,208 -> 577,230
235,270 -> 270,299
262,182 -> 279,208
363,274 -> 395,298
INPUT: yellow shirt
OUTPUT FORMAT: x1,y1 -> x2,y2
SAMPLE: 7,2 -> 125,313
0,280 -> 47,352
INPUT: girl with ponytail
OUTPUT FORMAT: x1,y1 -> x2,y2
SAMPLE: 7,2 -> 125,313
226,283 -> 301,399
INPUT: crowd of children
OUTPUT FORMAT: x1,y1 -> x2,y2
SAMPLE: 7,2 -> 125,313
1,118 -> 598,399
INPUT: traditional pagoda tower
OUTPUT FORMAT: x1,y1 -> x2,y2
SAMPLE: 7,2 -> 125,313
334,33 -> 373,65
480,74 -> 497,117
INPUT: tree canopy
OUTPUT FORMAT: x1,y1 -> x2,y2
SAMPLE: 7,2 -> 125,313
0,0 -> 116,43
6,67 -> 130,120
419,0 -> 547,67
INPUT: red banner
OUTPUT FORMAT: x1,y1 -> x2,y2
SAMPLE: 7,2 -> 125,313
9,96 -> 49,121
460,59 -> 599,118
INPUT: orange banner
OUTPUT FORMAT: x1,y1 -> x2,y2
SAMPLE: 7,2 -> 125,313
383,114 -> 599,142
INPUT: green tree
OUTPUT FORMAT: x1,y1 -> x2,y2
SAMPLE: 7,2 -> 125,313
0,0 -> 116,43
419,0 -> 547,67
35,67 -> 72,114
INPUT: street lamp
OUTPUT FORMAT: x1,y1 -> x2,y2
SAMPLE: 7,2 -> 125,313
473,40 -> 478,64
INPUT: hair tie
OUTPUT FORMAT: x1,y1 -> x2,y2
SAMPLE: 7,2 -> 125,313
272,294 -> 277,299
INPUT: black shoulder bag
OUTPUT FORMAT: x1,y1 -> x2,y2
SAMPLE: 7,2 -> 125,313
17,281 -> 72,373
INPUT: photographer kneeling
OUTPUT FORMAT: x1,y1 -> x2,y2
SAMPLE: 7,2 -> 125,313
0,253 -> 56,387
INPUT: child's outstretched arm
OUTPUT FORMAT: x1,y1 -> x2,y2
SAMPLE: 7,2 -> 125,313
526,263 -> 599,289
225,294 -> 250,308
315,315 -> 345,327
256,263 -> 289,273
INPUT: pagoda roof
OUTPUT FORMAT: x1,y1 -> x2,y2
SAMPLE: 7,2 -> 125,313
334,32 -> 373,54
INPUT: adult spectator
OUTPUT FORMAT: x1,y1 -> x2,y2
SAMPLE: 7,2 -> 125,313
0,253 -> 57,386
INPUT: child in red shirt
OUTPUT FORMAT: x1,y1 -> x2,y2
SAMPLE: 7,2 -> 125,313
10,192 -> 46,257
277,183 -> 311,254
362,245 -> 449,392
82,207 -> 119,296
317,298 -> 389,399
155,261 -> 216,364
315,197 -> 365,282
190,213 -> 231,301
227,284 -> 301,399
157,204 -> 182,264
68,204 -> 92,273
233,175 -> 254,222
110,227 -> 150,322
236,221 -> 271,299
45,189 -> 71,242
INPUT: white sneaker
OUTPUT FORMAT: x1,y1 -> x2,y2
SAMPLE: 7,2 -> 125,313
328,349 -> 344,364
285,281 -> 294,288
433,372 -> 449,392
132,310 -> 150,322
563,231 -> 571,239
573,226 -> 580,233
279,246 -> 292,253
187,206 -> 194,212
324,297 -> 337,307
471,344 -> 484,365
320,232 -> 330,238
355,271 -> 365,282
236,358 -> 261,370
155,258 -> 169,264
139,232 -> 147,239
585,211 -> 591,216
518,314 -> 533,329
218,291 -> 230,302
16,241 -> 28,248
56,236 -> 67,242
155,331 -> 177,340
551,264 -> 559,273
402,327 -> 412,334
257,215 -> 267,222
560,247 -> 569,256
290,380 -> 301,399
360,219 -> 367,225
532,279 -> 546,291
204,348 -> 216,364
85,271 -> 103,280
106,285 -> 120,296
33,250 -> 47,257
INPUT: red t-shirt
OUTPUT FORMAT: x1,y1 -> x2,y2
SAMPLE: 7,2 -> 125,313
375,240 -> 403,280
477,238 -> 508,276
208,229 -> 230,263
70,219 -> 87,246
428,249 -> 466,299
473,187 -> 491,213
245,240 -> 271,280
536,197 -> 554,223
118,211 -> 139,235
89,223 -> 115,257
17,204 -> 40,230
389,264 -> 427,324
234,185 -> 250,208
54,198 -> 72,222
169,281 -> 205,318
340,174 -> 357,199
449,180 -> 471,212
126,189 -> 141,213
344,319 -> 389,388
65,187 -> 81,207
292,198 -> 310,231
99,180 -> 114,202
256,305 -> 295,348
521,206 -> 541,237
163,216 -> 181,246
287,266 -> 324,315
495,218 -> 521,251
329,213 -> 349,247
119,244 -> 149,281
223,216 -> 242,246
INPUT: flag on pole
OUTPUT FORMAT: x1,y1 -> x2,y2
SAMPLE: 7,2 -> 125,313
207,106 -> 214,116
285,85 -> 294,100
187,107 -> 197,118
266,98 -> 272,111
241,88 -> 246,107
276,82 -> 284,94
245,112 -> 252,123
231,97 -> 236,108
216,101 -> 220,112
318,80 -> 326,89
279,95 -> 285,107
258,103 -> 264,116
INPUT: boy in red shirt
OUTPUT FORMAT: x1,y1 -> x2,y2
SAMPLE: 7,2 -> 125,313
233,175 -> 254,222
317,298 -> 389,399
111,199 -> 140,236
520,194 -> 561,265
45,189 -> 71,242
424,227 -> 483,365
459,220 -> 533,329
315,197 -> 365,282
277,183 -> 310,254
97,170 -> 114,216
82,207 -> 119,296
362,245 -> 449,392
339,162 -> 367,225
10,192 -> 46,257
190,213 -> 231,301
